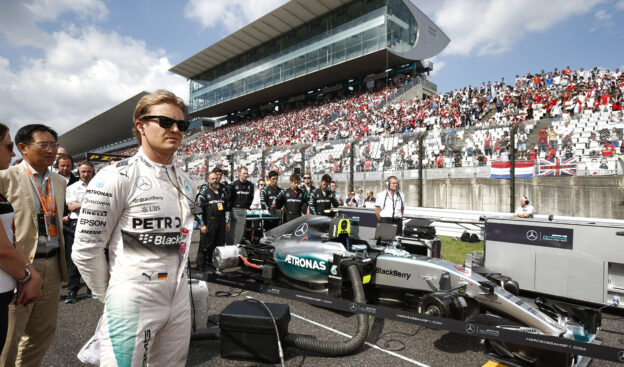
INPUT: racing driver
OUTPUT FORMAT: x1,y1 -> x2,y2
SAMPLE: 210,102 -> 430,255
72,90 -> 197,366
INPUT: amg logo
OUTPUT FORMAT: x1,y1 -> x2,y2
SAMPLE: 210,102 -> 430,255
375,267 -> 411,280
284,254 -> 326,271
79,218 -> 107,227
81,209 -> 107,217
86,189 -> 112,197
138,233 -> 181,246
132,217 -> 181,229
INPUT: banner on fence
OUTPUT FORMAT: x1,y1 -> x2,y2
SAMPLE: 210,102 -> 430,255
490,160 -> 534,179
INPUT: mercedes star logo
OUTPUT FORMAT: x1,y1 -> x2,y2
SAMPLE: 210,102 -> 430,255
350,303 -> 358,312
465,323 -> 477,334
294,223 -> 308,237
617,350 -> 624,362
526,230 -> 539,241
136,176 -> 152,190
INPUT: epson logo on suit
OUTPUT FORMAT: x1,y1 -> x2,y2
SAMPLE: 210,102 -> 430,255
81,209 -> 108,217
132,217 -> 181,229
79,218 -> 107,227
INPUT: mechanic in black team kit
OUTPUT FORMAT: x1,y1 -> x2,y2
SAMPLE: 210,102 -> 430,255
260,170 -> 282,230
308,173 -> 339,217
195,171 -> 229,271
227,166 -> 254,210
273,173 -> 307,224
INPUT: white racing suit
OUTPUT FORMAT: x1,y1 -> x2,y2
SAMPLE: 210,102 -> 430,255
72,148 -> 196,367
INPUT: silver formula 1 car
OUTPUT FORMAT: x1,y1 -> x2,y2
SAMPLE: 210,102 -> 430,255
211,212 -> 601,367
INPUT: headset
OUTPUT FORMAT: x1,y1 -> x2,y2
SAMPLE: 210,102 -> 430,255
385,176 -> 400,190
522,195 -> 529,205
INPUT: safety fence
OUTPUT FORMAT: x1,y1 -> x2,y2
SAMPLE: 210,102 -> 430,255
179,111 -> 624,218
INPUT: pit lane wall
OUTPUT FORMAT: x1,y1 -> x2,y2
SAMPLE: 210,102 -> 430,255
334,175 -> 624,220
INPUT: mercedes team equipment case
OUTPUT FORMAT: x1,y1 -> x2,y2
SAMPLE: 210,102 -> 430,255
403,219 -> 436,239
219,301 -> 291,363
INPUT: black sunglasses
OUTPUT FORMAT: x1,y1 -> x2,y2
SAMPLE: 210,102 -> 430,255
303,176 -> 311,179
140,115 -> 190,132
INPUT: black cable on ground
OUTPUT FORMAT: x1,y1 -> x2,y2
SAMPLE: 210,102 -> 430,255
215,288 -> 249,297
375,327 -> 424,352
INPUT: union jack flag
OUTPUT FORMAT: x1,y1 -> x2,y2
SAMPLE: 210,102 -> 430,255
539,157 -> 577,176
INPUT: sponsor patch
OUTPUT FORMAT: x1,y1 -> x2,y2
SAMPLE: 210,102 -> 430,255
81,208 -> 107,217
121,230 -> 182,249
84,198 -> 110,206
79,218 -> 107,227
136,176 -> 152,190
284,254 -> 326,271
130,196 -> 164,204
375,267 -> 411,280
86,189 -> 112,197
132,217 -> 181,229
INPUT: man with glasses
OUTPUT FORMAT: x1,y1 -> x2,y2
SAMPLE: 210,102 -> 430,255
300,172 -> 315,197
0,124 -> 68,367
72,90 -> 197,366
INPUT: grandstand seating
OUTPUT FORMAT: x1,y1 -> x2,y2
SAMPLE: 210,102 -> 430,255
103,66 -> 623,180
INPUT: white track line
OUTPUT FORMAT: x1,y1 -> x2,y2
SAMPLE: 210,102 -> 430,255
290,312 -> 431,367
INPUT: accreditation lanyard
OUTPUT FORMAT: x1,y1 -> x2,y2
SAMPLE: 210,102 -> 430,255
26,167 -> 57,239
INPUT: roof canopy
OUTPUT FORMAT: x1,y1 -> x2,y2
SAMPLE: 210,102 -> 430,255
169,0 -> 352,79
58,92 -> 148,155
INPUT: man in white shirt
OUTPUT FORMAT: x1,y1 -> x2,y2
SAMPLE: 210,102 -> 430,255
513,195 -> 535,218
375,176 -> 405,236
64,162 -> 95,303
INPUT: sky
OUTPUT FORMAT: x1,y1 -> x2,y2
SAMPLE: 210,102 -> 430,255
0,0 -> 623,138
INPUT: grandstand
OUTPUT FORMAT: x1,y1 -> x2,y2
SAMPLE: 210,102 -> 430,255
57,1 -> 623,218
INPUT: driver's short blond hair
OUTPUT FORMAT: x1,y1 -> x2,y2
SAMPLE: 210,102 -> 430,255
133,90 -> 187,145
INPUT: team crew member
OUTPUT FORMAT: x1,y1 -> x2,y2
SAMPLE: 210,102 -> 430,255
260,170 -> 282,230
308,174 -> 339,216
227,166 -> 254,209
72,90 -> 197,366
513,195 -> 535,218
375,176 -> 405,236
300,172 -> 315,196
273,174 -> 307,224
196,171 -> 229,271
64,162 -> 95,303
212,166 -> 228,193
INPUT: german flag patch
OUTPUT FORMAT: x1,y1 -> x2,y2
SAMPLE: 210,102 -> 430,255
157,273 -> 168,280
